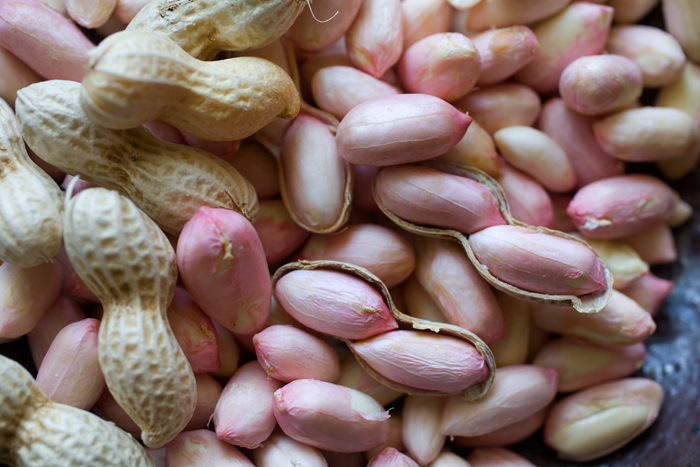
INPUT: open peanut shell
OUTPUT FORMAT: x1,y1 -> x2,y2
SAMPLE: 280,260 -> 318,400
271,259 -> 496,401
372,160 -> 613,314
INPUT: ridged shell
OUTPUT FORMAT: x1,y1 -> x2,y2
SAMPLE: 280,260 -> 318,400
15,80 -> 257,235
63,188 -> 196,448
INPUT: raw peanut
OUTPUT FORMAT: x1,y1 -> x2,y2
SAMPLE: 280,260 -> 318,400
402,274 -> 449,324
436,120 -> 502,176
167,288 -> 219,374
300,37 -> 354,96
92,388 -> 141,439
0,0 -> 95,81
494,162 -> 554,228
663,0 -> 700,62
366,413 -> 405,460
273,379 -> 391,453
56,246 -> 100,304
472,26 -> 540,86
81,31 -> 299,142
533,337 -> 646,392
610,0 -> 659,23
294,224 -> 415,287
336,354 -> 405,406
288,0 -> 362,54
414,237 -> 504,344
128,0 -> 305,61
346,0 -> 403,78
622,224 -> 677,265
113,0 -> 148,23
0,354 -> 154,466
544,378 -> 663,461
489,292 -> 529,367
336,94 -> 471,166
401,0 -> 452,49
0,261 -> 62,339
656,62 -> 700,129
27,296 -> 87,367
447,0 -> 481,8
63,188 -> 196,448
226,143 -> 279,199
165,430 -> 254,467
253,325 -> 340,383
147,448 -> 166,467
281,113 -> 350,233
453,83 -> 540,136
441,365 -> 558,437
0,47 -> 42,107
213,360 -> 283,449
607,25 -> 686,88
537,98 -> 625,186
398,33 -> 480,101
567,174 -> 677,239
570,235 -> 648,289
368,448 -> 419,467
0,98 -> 63,268
551,193 -> 576,233
350,330 -> 488,393
493,126 -> 577,193
177,207 -> 271,334
375,165 -> 506,234
428,451 -> 471,467
16,80 -> 258,235
38,0 -> 69,16
184,373 -> 222,432
64,0 -> 116,28
61,174 -> 94,197
180,133 -> 241,162
514,3 -> 614,93
453,408 -> 547,448
469,225 -> 607,296
312,66 -> 400,120
467,448 -> 536,467
559,55 -> 643,116
530,290 -> 656,345
401,396 -> 446,465
254,431 -> 329,467
620,272 -> 673,316
143,120 -> 186,145
528,322 -> 552,362
253,199 -> 310,264
353,165 -> 382,212
468,0 -> 570,30
209,322 -> 240,378
35,318 -> 104,410
593,107 -> 700,163
275,269 -> 398,339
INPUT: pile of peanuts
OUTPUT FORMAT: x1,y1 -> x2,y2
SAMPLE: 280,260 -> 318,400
0,0 -> 697,465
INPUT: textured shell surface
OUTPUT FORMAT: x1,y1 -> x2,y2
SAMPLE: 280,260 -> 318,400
15,80 -> 258,235
0,98 -> 63,267
63,188 -> 196,449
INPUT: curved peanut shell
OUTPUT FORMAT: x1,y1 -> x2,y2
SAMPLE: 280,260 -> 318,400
373,161 -> 613,314
0,354 -> 154,467
271,260 -> 496,401
63,188 -> 196,449
0,98 -> 63,267
15,80 -> 258,235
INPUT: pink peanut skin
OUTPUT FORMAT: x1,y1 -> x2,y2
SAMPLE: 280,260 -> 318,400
375,165 -> 506,234
184,373 -> 222,432
226,143 -> 279,199
253,325 -> 340,383
0,46 -> 42,107
368,448 -> 420,467
167,288 -> 219,374
346,0 -> 403,78
567,174 -> 677,239
288,0 -> 363,54
273,379 -> 391,453
27,295 -> 87,367
165,430 -> 254,467
620,273 -> 673,317
398,33 -> 481,101
468,0 -> 571,30
514,2 -> 614,93
401,0 -> 452,49
622,224 -> 677,265
495,162 -> 554,229
350,330 -> 488,394
214,361 -> 284,449
469,225 -> 607,296
467,448 -> 537,467
177,207 -> 270,334
436,120 -> 503,176
353,165 -> 382,212
253,199 -> 310,264
275,269 -> 398,340
453,408 -> 547,448
36,318 -> 104,410
472,26 -> 540,86
336,94 -> 471,166
180,132 -> 241,162
0,0 -> 95,81
253,431 -> 329,467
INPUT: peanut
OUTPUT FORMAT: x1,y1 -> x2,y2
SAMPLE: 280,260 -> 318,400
63,187 -> 196,448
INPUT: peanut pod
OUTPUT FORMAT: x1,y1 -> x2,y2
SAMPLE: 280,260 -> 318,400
373,161 -> 613,314
272,260 -> 496,401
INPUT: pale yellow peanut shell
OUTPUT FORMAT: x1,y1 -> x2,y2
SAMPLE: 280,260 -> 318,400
0,98 -> 63,268
0,354 -> 154,467
63,188 -> 196,449
271,260 -> 496,401
373,161 -> 613,314
127,0 -> 306,60
82,31 -> 300,142
15,80 -> 257,235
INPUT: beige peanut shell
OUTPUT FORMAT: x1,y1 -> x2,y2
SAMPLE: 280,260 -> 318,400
271,260 -> 496,401
373,161 -> 614,314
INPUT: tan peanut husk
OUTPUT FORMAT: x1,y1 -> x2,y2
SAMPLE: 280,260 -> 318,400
373,161 -> 613,314
271,260 -> 496,401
